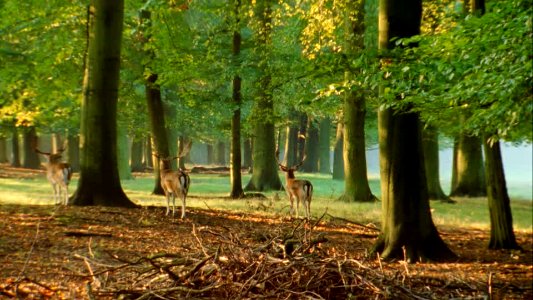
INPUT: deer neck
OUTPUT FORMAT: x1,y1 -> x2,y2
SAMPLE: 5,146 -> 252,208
285,170 -> 296,183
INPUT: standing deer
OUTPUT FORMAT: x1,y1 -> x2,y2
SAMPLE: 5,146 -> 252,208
276,150 -> 313,219
34,142 -> 73,205
154,143 -> 191,218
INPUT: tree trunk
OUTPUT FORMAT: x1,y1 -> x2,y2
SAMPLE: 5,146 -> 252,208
340,91 -> 376,202
450,134 -> 486,197
484,138 -> 519,250
67,133 -> 80,172
70,0 -> 136,207
332,119 -> 344,180
215,140 -> 226,165
242,137 -> 252,170
130,137 -> 144,172
140,10 -> 169,195
22,127 -> 41,169
0,137 -> 7,163
229,2 -> 245,198
283,110 -> 299,166
11,127 -> 21,167
318,117 -> 331,174
244,0 -> 282,191
117,125 -> 132,180
206,143 -> 214,165
422,125 -> 451,202
301,117 -> 319,173
143,136 -> 153,169
297,113 -> 307,161
337,0 -> 375,202
371,0 -> 455,262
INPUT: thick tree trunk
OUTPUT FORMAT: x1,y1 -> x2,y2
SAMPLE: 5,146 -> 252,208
318,117 -> 331,174
0,137 -> 7,163
483,138 -> 520,250
332,119 -> 344,180
130,137 -> 144,172
340,91 -> 376,202
22,127 -> 41,169
371,0 -> 455,262
143,136 -> 153,169
422,125 -> 452,202
67,133 -> 80,172
244,0 -> 282,191
11,128 -> 21,167
450,134 -> 486,197
301,117 -> 319,173
70,0 -> 136,207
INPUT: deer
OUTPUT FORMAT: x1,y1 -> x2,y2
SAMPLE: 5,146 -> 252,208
34,141 -> 73,205
276,150 -> 313,220
153,142 -> 191,218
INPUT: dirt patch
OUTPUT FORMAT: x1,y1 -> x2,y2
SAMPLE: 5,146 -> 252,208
0,165 -> 531,299
0,204 -> 531,299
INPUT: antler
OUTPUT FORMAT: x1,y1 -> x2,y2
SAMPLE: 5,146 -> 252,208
153,140 -> 192,161
32,136 -> 51,156
275,148 -> 306,170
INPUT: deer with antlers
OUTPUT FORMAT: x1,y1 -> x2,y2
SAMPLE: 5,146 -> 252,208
153,142 -> 191,218
34,141 -> 73,205
276,150 -> 313,219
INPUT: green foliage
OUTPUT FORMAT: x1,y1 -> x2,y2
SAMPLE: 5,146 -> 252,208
379,0 -> 532,142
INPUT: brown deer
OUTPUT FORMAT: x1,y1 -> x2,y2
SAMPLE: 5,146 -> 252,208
154,142 -> 191,218
276,150 -> 313,219
34,141 -> 73,205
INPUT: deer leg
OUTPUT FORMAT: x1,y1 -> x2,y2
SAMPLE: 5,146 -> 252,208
295,196 -> 300,219
52,183 -> 59,205
64,185 -> 69,205
171,193 -> 176,217
289,195 -> 295,218
165,192 -> 171,215
180,193 -> 186,219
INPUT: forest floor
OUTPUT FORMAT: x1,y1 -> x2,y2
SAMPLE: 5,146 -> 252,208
0,166 -> 531,299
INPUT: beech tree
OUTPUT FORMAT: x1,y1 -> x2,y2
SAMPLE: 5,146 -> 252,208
371,0 -> 455,262
70,0 -> 136,207
245,0 -> 282,192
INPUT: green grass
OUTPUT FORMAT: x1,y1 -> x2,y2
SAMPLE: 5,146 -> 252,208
0,172 -> 531,232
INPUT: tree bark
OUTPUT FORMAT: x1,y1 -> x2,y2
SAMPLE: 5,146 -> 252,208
143,136 -> 153,169
301,117 -> 319,173
229,0 -> 245,198
484,138 -> 520,249
22,127 -> 41,169
70,0 -> 136,207
242,137 -> 252,170
0,137 -> 7,163
244,0 -> 282,191
130,137 -> 144,172
450,134 -> 486,197
318,117 -> 331,174
67,133 -> 80,172
371,0 -> 455,262
422,125 -> 451,202
332,119 -> 344,180
283,110 -> 299,166
215,141 -> 226,165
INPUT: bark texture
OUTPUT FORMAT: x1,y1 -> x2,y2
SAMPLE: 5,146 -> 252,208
450,134 -> 486,197
70,0 -> 136,207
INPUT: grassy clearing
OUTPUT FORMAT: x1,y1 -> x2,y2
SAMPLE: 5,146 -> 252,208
0,172 -> 531,232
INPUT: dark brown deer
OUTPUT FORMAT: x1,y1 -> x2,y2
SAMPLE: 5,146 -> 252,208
276,150 -> 313,219
34,141 -> 73,205
153,142 -> 191,218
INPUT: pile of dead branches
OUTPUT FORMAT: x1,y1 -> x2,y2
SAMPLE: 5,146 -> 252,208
76,217 -> 458,300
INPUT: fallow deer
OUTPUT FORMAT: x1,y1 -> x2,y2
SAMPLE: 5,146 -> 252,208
154,142 -> 191,218
34,142 -> 73,205
276,150 -> 313,219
